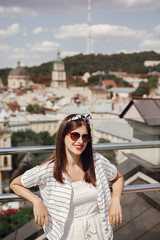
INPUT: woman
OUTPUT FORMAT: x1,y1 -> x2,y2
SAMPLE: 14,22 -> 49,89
10,113 -> 124,240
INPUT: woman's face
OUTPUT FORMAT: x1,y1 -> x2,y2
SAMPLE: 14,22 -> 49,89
64,125 -> 90,158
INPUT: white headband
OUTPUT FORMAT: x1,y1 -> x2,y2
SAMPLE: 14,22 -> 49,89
68,114 -> 92,123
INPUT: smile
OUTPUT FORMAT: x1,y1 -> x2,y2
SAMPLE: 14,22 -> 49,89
74,145 -> 83,150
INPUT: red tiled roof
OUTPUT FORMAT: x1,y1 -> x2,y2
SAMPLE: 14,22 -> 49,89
102,80 -> 117,88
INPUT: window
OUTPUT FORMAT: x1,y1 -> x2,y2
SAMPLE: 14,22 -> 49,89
4,157 -> 8,167
3,139 -> 7,148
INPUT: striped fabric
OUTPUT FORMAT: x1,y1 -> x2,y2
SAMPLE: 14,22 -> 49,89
21,152 -> 117,240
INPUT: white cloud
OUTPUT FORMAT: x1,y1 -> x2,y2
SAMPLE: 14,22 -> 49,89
154,24 -> 160,35
6,23 -> 20,37
139,39 -> 160,52
32,27 -> 46,35
0,6 -> 23,16
0,6 -> 37,17
27,41 -> 60,52
55,24 -> 88,39
61,50 -> 80,58
0,40 -> 61,68
0,23 -> 20,41
55,23 -> 149,41
91,24 -> 148,40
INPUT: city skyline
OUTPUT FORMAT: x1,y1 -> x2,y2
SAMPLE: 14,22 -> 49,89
0,0 -> 160,68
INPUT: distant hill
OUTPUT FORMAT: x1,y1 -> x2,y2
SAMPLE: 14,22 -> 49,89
0,51 -> 160,85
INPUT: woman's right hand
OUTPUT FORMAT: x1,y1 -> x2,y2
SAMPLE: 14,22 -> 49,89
33,198 -> 49,228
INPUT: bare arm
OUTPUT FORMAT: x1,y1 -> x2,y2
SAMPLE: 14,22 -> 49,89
10,175 -> 49,228
109,171 -> 124,227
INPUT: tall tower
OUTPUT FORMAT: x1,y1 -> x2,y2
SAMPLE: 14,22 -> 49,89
51,50 -> 66,88
86,0 -> 94,54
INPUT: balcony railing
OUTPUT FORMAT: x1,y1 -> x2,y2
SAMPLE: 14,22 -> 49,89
0,140 -> 160,202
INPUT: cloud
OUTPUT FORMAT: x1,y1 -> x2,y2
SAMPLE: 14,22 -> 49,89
94,0 -> 160,11
0,6 -> 37,17
0,40 -> 60,62
26,41 -> 60,52
0,23 -> 20,40
55,24 -> 88,39
0,0 -> 160,16
61,50 -> 80,58
0,40 -> 61,68
0,6 -> 23,16
55,23 -> 149,41
32,27 -> 47,35
139,39 -> 160,52
154,24 -> 160,35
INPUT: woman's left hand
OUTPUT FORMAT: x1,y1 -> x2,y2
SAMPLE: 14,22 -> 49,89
108,195 -> 122,227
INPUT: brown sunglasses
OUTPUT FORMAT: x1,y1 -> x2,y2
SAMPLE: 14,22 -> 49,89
68,132 -> 91,143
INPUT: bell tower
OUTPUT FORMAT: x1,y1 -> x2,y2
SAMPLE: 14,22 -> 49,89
51,51 -> 66,88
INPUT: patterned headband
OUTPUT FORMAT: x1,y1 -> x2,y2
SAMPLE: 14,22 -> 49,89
68,114 -> 92,123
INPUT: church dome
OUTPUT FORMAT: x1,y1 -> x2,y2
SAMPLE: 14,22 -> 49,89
9,61 -> 29,77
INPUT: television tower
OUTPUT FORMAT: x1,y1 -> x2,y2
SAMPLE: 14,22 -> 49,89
86,0 -> 94,54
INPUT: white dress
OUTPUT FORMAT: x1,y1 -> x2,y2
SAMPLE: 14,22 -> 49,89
61,180 -> 106,240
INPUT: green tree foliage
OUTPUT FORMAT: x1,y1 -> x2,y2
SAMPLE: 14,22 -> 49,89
147,75 -> 158,89
132,75 -> 158,97
132,82 -> 150,97
87,75 -> 101,86
1,51 -> 160,85
96,138 -> 117,165
103,74 -> 130,87
26,104 -> 45,114
30,73 -> 51,86
11,130 -> 56,169
128,62 -> 148,74
0,215 -> 10,239
10,206 -> 34,231
87,74 -> 130,87
0,206 -> 34,239
0,68 -> 11,85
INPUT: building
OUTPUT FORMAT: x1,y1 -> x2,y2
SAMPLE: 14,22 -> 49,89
108,87 -> 135,101
120,98 -> 160,166
114,156 -> 160,240
8,61 -> 30,90
8,113 -> 59,136
123,77 -> 148,89
82,72 -> 91,83
0,115 -> 12,194
89,86 -> 110,100
51,51 -> 66,88
144,60 -> 160,67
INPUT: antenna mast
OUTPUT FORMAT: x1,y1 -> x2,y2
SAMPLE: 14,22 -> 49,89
86,0 -> 94,54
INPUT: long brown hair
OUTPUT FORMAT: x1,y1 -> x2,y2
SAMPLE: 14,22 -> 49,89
48,114 -> 96,186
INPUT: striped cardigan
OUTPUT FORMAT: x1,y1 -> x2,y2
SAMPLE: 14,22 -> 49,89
21,152 -> 117,240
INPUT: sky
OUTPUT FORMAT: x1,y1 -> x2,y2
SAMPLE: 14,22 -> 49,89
0,0 -> 160,69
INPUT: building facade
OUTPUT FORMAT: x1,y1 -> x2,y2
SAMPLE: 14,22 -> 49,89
8,61 -> 30,90
51,51 -> 66,88
0,117 -> 12,194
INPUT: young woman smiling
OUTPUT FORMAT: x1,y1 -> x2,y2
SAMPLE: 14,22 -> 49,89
10,113 -> 124,240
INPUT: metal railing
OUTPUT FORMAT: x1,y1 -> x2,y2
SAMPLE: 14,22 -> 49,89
0,140 -> 160,155
0,183 -> 160,203
0,140 -> 160,202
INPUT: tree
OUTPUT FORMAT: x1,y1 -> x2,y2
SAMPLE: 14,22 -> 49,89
0,206 -> 34,239
11,130 -> 56,170
87,75 -> 101,86
132,82 -> 150,97
96,138 -> 117,165
26,104 -> 45,114
147,75 -> 158,89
